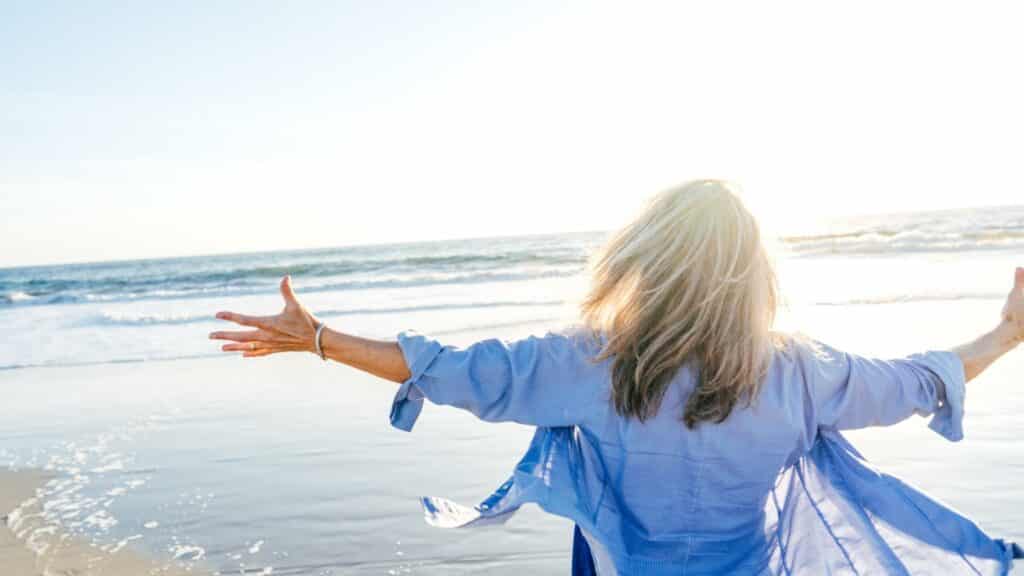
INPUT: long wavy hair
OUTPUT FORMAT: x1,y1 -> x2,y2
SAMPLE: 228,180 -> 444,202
578,179 -> 786,428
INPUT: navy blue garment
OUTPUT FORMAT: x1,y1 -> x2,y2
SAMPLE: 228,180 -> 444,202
572,524 -> 598,576
390,326 -> 1020,574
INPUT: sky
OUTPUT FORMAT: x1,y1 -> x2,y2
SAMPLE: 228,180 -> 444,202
2,1 -> 1023,267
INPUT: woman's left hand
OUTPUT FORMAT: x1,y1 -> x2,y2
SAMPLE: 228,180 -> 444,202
209,275 -> 322,357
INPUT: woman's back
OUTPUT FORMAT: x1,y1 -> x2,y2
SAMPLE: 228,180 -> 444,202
569,328 -> 963,573
571,359 -> 792,571
575,344 -> 804,564
389,325 -> 967,574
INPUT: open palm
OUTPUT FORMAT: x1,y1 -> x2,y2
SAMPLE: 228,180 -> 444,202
210,276 -> 322,357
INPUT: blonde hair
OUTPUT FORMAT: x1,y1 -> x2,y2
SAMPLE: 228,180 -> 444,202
578,179 -> 786,428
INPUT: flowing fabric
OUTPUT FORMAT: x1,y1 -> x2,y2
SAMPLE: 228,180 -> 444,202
390,328 -> 1022,575
418,426 -> 1021,575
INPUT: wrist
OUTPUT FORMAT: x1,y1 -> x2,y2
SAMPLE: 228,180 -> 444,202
313,321 -> 328,360
304,311 -> 322,352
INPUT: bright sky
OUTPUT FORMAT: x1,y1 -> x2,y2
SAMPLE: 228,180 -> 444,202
2,1 -> 1022,267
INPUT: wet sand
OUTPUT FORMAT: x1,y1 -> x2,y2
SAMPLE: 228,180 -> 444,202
0,469 -> 201,576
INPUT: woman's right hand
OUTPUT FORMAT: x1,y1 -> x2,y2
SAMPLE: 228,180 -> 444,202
209,275 -> 322,357
1000,267 -> 1024,344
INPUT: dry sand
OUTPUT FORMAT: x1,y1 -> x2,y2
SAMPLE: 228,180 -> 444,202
0,469 -> 203,576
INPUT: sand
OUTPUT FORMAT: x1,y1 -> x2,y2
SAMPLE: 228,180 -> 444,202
0,469 -> 202,576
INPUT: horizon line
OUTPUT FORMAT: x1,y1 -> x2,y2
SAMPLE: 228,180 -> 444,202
2,201 -> 1021,271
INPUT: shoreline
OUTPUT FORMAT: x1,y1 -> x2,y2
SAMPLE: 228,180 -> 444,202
0,469 -> 201,576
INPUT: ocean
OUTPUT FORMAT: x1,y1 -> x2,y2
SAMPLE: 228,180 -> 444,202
1,205 -> 1022,574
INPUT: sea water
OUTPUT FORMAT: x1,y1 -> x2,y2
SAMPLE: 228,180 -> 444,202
1,205 -> 1022,574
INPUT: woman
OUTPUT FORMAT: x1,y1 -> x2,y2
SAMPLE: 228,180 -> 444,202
210,180 -> 1023,574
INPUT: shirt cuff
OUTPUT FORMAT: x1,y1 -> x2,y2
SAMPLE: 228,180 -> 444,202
389,329 -> 444,432
921,349 -> 967,442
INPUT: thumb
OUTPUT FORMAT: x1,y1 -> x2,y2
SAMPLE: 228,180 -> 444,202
1016,267 -> 1024,290
281,275 -> 298,304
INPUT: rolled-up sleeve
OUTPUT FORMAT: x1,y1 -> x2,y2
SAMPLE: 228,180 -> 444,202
801,340 -> 967,442
389,328 -> 597,431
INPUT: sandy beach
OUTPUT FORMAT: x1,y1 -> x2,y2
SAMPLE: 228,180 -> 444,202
0,470 -> 49,573
1,470 -> 201,575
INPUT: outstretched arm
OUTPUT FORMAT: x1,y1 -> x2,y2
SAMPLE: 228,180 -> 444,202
209,275 -> 411,383
953,267 -> 1024,382
209,275 -> 598,429
803,267 -> 1023,441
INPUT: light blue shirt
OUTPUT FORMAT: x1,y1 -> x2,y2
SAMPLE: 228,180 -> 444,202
389,326 -> 1021,575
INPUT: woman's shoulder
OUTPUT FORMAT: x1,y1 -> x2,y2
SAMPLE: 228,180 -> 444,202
766,330 -> 832,366
760,331 -> 836,401
545,322 -> 607,354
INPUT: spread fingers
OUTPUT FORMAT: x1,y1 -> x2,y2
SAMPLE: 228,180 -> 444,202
209,329 -> 268,342
214,311 -> 271,328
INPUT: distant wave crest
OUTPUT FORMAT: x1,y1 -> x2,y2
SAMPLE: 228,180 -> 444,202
2,291 -> 34,304
0,266 -> 584,309
782,219 -> 1024,256
86,299 -> 567,327
814,291 -> 1005,306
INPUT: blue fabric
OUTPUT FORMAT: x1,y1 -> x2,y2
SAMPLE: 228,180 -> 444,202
573,523 -> 598,576
390,327 -> 1021,575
